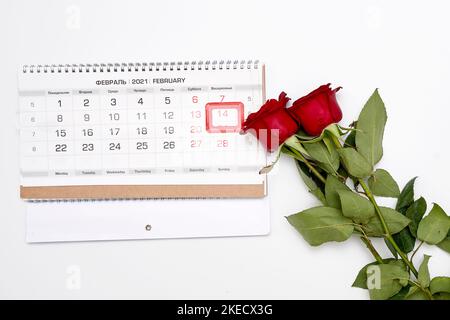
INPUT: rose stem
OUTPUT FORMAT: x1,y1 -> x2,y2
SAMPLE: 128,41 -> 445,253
289,148 -> 326,184
410,241 -> 424,264
360,236 -> 383,264
329,134 -> 419,276
290,140 -> 384,264
359,179 -> 418,277
408,280 -> 434,300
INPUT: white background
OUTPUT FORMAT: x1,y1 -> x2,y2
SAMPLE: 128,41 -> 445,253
1,0 -> 449,299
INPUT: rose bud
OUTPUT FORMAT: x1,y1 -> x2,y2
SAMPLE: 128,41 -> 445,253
288,84 -> 343,136
242,92 -> 299,152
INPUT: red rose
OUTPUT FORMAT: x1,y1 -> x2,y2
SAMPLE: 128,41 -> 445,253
242,92 -> 299,152
288,84 -> 343,136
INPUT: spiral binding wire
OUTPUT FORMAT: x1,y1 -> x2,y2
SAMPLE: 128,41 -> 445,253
28,197 -> 225,203
22,60 -> 260,74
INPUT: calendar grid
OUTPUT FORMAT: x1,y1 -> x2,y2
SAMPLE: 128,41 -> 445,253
44,94 -> 50,175
125,91 -> 131,173
99,91 -> 105,176
19,65 -> 266,182
70,91 -> 76,176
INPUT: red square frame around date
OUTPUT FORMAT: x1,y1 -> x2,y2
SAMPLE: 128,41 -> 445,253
205,102 -> 244,133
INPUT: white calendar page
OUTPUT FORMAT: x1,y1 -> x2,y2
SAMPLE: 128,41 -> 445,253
18,61 -> 267,198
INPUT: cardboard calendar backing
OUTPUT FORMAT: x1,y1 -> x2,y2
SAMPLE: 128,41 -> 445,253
20,183 -> 265,199
18,61 -> 267,200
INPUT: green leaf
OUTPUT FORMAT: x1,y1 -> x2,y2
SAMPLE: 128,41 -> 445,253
368,169 -> 400,198
283,136 -> 310,157
417,204 -> 450,245
322,135 -> 336,154
352,261 -> 378,289
405,286 -> 429,300
310,190 -> 327,205
433,292 -> 450,300
337,165 -> 349,180
364,207 -> 411,237
396,177 -> 417,214
392,228 -> 416,254
389,285 -> 411,300
303,140 -> 339,175
355,89 -> 387,167
384,239 -> 398,258
337,190 -> 375,224
430,277 -> 450,294
296,123 -> 344,144
324,175 -> 351,209
280,145 -> 299,161
344,130 -> 356,148
295,161 -> 327,205
352,258 -> 399,289
390,180 -> 422,253
338,148 -> 373,178
259,146 -> 284,174
286,207 -> 354,246
367,264 -> 410,300
390,181 -> 423,253
437,232 -> 450,254
405,197 -> 427,238
323,124 -> 345,141
418,255 -> 431,288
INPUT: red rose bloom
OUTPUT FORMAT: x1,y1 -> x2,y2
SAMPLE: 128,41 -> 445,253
242,92 -> 299,152
288,84 -> 343,136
